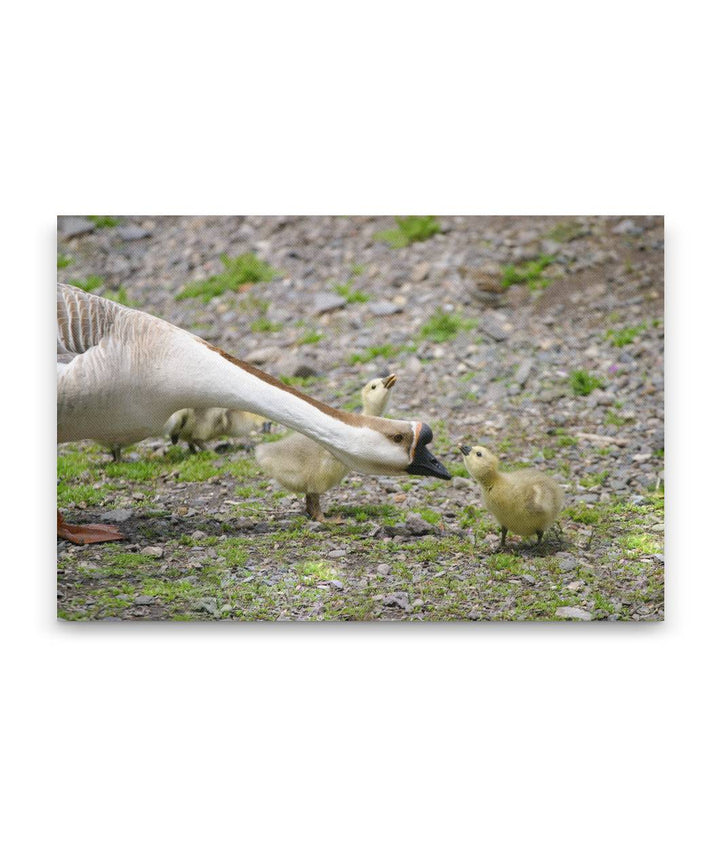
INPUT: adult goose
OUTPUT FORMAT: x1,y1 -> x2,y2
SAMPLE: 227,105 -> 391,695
57,283 -> 449,543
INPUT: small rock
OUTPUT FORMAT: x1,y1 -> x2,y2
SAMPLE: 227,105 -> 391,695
612,219 -> 643,236
58,216 -> 95,238
521,574 -> 536,585
515,358 -> 533,387
313,293 -> 347,314
452,476 -> 473,490
140,546 -> 164,558
558,558 -> 578,572
117,224 -> 151,240
100,509 -> 133,523
405,513 -> 433,536
566,580 -> 584,591
327,549 -> 346,558
410,261 -> 431,282
133,595 -> 155,605
479,311 -> 511,342
190,530 -> 207,540
193,598 -> 219,616
555,606 -> 593,621
245,346 -> 283,365
376,563 -> 392,576
383,593 -> 410,611
328,580 -> 344,590
368,300 -> 402,316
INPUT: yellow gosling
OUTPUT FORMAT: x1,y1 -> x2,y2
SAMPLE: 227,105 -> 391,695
459,444 -> 564,550
164,408 -> 271,453
256,375 -> 396,521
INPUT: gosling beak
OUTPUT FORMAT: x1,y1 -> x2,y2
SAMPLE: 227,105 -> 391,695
382,374 -> 397,389
407,423 -> 451,480
459,444 -> 471,456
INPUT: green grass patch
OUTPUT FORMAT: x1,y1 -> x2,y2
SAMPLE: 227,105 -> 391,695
375,215 -> 442,248
546,221 -> 585,243
278,375 -> 319,388
606,323 -> 647,347
501,254 -> 554,290
333,279 -> 369,303
296,330 -> 324,345
297,560 -> 338,582
348,343 -> 402,364
579,470 -> 609,488
250,318 -> 283,333
87,215 -> 120,228
57,253 -> 74,269
564,504 -> 600,525
570,369 -> 603,396
69,274 -> 103,292
418,310 -> 475,343
176,253 -> 280,302
103,285 -> 136,306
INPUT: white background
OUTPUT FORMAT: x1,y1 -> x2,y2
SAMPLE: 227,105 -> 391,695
2,1 -> 716,853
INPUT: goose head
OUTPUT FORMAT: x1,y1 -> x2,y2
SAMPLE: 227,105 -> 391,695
458,443 -> 499,481
338,417 -> 449,479
361,374 -> 396,417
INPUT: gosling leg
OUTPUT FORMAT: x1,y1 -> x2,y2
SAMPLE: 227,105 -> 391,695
110,444 -> 122,462
305,493 -> 326,522
496,526 -> 508,552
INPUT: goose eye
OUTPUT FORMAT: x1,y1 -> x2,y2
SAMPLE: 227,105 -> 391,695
393,433 -> 403,443
476,451 -> 482,457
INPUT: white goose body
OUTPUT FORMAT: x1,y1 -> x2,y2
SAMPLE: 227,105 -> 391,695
57,283 -> 448,479
256,375 -> 396,519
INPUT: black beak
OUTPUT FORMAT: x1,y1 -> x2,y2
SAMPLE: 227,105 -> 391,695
382,374 -> 397,389
406,423 -> 451,480
459,445 -> 471,456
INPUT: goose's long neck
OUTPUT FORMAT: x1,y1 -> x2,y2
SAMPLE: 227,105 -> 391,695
177,334 -> 381,461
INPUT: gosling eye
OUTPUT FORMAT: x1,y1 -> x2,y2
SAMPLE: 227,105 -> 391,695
371,384 -> 377,390
476,451 -> 482,457
393,433 -> 403,443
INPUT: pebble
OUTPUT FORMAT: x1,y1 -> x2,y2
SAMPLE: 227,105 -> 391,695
117,224 -> 152,240
58,216 -> 95,238
405,513 -> 433,536
555,606 -> 593,621
313,293 -> 347,314
368,301 -> 402,316
100,509 -> 133,523
140,546 -> 164,558
479,311 -> 511,342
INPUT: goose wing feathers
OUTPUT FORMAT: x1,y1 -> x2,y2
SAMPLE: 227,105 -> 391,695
57,282 -> 122,364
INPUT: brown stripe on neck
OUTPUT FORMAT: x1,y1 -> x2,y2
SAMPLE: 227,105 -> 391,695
201,340 -> 366,427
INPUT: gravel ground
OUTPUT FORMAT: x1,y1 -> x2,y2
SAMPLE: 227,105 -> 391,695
57,214 -> 664,621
